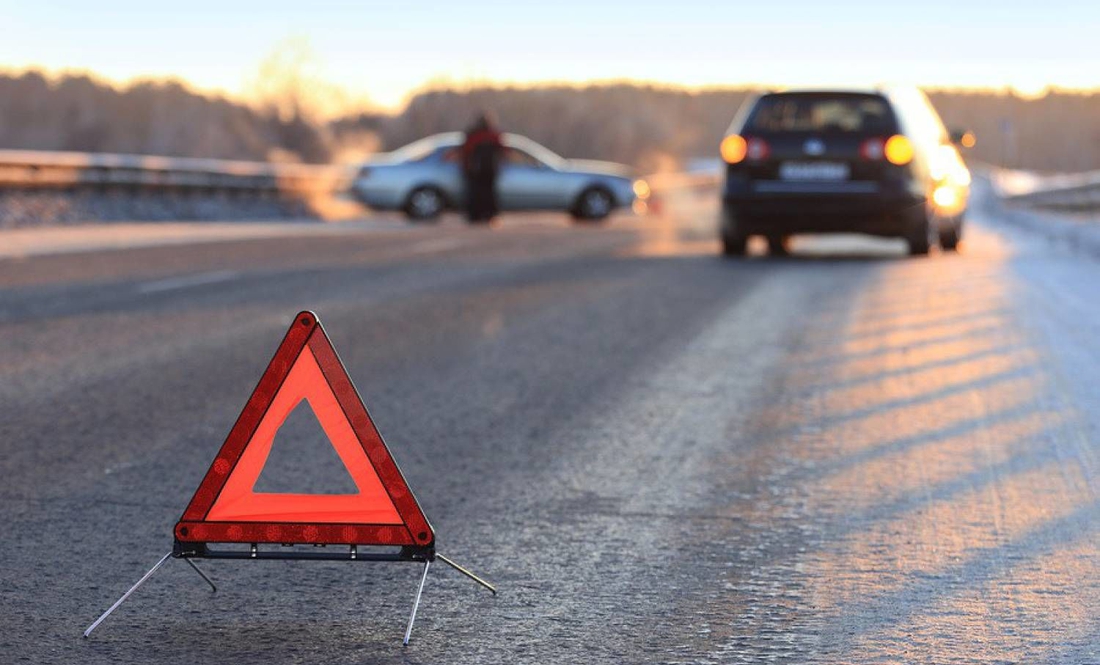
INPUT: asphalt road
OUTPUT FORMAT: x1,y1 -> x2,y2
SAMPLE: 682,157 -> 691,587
2,184 -> 1098,664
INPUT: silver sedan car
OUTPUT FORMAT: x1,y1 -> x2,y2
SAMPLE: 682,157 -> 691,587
352,133 -> 648,222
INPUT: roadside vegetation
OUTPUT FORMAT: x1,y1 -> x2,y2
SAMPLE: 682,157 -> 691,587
2,70 -> 1098,173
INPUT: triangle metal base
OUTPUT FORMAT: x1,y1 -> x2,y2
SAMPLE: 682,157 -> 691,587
83,545 -> 494,644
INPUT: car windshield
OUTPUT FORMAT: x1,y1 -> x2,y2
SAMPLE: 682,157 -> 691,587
388,134 -> 460,162
746,94 -> 897,134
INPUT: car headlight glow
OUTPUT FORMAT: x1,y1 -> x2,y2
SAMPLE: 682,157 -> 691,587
933,185 -> 958,209
930,145 -> 972,187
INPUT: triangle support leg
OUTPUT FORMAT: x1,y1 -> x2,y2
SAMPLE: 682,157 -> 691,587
403,559 -> 430,646
184,557 -> 217,593
437,553 -> 497,595
83,552 -> 172,638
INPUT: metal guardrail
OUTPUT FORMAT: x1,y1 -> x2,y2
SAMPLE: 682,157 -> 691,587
0,148 -> 724,195
0,150 -> 355,195
2,149 -> 1092,212
993,168 -> 1100,213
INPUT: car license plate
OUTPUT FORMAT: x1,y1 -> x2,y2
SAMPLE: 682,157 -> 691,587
779,162 -> 850,181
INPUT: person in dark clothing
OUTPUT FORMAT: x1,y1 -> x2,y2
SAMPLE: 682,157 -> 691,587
460,111 -> 504,223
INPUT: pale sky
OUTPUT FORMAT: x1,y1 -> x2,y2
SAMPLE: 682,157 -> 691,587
1,0 -> 1098,109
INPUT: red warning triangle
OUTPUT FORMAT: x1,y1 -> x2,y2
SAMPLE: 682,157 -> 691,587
175,311 -> 433,549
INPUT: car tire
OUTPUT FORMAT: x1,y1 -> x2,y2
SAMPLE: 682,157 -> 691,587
572,187 -> 614,222
720,207 -> 748,257
905,209 -> 931,256
939,221 -> 962,251
404,186 -> 446,221
721,234 -> 747,256
767,235 -> 790,256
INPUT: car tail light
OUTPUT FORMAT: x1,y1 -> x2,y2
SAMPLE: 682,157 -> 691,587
745,137 -> 770,160
861,135 -> 915,164
721,135 -> 747,164
860,138 -> 885,160
884,135 -> 914,165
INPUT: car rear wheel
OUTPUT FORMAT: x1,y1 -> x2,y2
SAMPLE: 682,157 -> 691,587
720,207 -> 748,257
939,221 -> 961,251
721,234 -> 747,256
404,186 -> 445,221
767,235 -> 790,256
906,209 -> 932,256
572,187 -> 613,221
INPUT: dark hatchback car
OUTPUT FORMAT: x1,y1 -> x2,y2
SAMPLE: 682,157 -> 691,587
719,88 -> 971,256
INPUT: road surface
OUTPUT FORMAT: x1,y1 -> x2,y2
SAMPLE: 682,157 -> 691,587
1,183 -> 1098,664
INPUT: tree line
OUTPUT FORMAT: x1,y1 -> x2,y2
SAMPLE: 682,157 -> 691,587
0,71 -> 330,163
2,71 -> 1098,173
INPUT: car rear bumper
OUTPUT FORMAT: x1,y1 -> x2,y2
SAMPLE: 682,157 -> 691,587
723,177 -> 925,237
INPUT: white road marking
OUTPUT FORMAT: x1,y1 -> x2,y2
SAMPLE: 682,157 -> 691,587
408,237 -> 466,254
0,219 -> 411,260
137,270 -> 239,294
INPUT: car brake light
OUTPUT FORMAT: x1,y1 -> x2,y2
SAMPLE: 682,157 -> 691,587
746,137 -> 770,160
721,135 -> 747,164
860,138 -> 885,160
885,135 -> 914,165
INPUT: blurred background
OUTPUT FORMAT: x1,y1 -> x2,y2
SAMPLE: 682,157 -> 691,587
2,1 -> 1097,172
3,1 -> 1097,227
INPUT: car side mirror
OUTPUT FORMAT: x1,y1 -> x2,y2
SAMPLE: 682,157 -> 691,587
949,129 -> 976,149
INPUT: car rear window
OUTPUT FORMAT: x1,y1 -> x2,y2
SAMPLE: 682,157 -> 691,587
746,94 -> 897,134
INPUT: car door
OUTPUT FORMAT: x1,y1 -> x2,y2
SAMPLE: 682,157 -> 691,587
433,146 -> 466,205
497,147 -> 561,210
